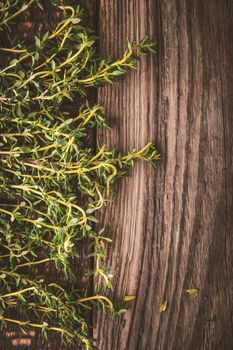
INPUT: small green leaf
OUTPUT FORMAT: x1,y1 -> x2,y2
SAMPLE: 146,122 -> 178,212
21,4 -> 28,11
18,70 -> 25,79
88,216 -> 99,223
36,218 -> 45,223
111,70 -> 124,76
51,60 -> 56,70
21,146 -> 32,153
86,208 -> 95,214
123,295 -> 136,302
186,288 -> 198,295
117,308 -> 127,315
71,18 -> 81,24
34,51 -> 40,61
86,40 -> 95,47
9,59 -> 18,66
69,217 -> 79,225
21,251 -> 28,256
35,37 -> 41,48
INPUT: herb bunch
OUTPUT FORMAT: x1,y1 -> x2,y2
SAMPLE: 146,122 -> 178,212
0,1 -> 159,348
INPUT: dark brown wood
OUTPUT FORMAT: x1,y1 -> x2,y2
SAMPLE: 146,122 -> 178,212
95,0 -> 233,349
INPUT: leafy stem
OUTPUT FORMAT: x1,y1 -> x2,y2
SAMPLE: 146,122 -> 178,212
0,0 -> 158,347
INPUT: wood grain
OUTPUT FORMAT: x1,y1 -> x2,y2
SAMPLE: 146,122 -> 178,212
95,0 -> 233,349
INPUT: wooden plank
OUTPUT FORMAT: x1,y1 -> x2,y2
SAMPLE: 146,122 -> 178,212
95,0 -> 233,349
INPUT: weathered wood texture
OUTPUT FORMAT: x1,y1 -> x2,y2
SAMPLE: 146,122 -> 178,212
95,0 -> 233,349
1,0 -> 233,349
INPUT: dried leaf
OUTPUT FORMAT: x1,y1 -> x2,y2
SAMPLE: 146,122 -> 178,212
186,288 -> 199,295
160,300 -> 168,312
123,295 -> 136,302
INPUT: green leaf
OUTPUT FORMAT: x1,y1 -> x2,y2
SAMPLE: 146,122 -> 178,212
18,70 -> 25,79
35,37 -> 41,48
123,295 -> 136,302
21,4 -> 28,11
51,60 -> 56,70
69,217 -> 79,225
117,308 -> 127,315
86,40 -> 95,47
186,288 -> 198,295
36,218 -> 45,223
21,146 -> 32,153
34,51 -> 40,61
86,208 -> 95,214
104,76 -> 113,84
88,216 -> 99,223
21,251 -> 29,256
71,18 -> 81,24
111,70 -> 124,76
9,59 -> 18,66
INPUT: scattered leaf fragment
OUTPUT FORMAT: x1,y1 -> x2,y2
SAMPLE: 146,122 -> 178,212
118,308 -> 128,315
160,300 -> 168,312
123,295 -> 136,302
186,288 -> 198,295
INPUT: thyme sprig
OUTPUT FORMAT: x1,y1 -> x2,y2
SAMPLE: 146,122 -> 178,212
0,1 -> 159,347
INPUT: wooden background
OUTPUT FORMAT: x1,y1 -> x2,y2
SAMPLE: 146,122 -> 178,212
2,0 -> 233,349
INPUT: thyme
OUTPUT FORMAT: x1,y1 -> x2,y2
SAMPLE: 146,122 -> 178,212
0,1 -> 159,348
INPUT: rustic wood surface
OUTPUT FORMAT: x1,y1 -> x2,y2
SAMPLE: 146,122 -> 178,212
1,0 -> 233,349
95,0 -> 233,349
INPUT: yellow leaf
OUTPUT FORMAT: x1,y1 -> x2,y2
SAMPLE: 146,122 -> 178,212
160,300 -> 168,312
186,288 -> 198,295
123,295 -> 136,302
